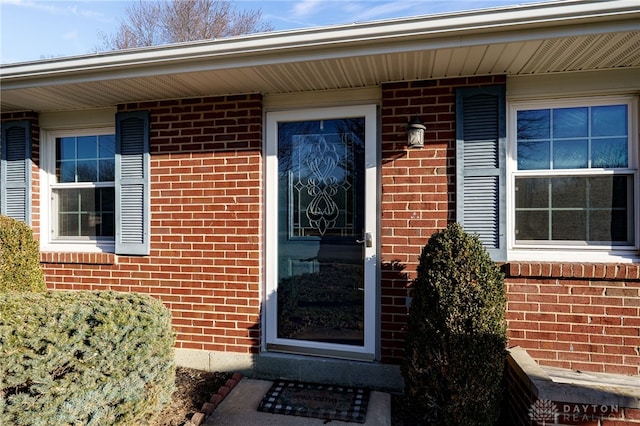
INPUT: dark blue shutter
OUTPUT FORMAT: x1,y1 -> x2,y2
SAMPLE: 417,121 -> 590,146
1,121 -> 32,224
455,85 -> 506,261
115,111 -> 150,255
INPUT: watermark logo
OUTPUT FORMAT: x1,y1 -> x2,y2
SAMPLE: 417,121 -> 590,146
529,399 -> 558,425
528,399 -> 620,425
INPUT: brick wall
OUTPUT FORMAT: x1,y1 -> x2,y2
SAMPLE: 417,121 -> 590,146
506,262 -> 640,376
4,80 -> 639,374
378,76 -> 640,375
379,75 -> 507,363
35,95 -> 263,354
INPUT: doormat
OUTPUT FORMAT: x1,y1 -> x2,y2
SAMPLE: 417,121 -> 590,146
258,380 -> 370,423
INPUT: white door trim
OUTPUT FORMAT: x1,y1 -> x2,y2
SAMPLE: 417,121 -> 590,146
264,104 -> 378,360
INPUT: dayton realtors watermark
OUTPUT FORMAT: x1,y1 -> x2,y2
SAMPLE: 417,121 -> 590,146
529,399 -> 620,425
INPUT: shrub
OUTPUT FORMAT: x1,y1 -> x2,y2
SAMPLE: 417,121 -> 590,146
0,291 -> 176,425
402,223 -> 507,425
0,215 -> 45,293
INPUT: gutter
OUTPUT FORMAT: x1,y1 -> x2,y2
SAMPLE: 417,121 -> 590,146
1,0 -> 639,88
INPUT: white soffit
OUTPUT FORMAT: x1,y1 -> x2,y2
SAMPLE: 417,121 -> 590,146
1,0 -> 639,112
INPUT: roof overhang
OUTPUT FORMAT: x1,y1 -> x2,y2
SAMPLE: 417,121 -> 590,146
1,0 -> 639,112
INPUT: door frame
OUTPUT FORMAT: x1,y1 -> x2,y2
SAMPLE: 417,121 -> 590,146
264,104 -> 378,361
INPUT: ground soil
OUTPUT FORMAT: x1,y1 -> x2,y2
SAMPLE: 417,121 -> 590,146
151,367 -> 231,426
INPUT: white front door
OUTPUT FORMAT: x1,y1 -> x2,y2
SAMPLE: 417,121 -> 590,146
265,105 -> 377,360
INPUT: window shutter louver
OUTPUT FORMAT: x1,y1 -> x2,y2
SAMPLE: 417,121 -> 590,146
1,121 -> 32,224
115,111 -> 150,255
455,86 -> 506,261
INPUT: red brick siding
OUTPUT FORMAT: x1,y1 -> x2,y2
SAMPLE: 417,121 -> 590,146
506,262 -> 640,376
38,95 -> 263,354
379,75 -> 507,363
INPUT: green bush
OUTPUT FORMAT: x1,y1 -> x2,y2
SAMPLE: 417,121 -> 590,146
0,291 -> 176,425
402,223 -> 507,425
0,215 -> 46,293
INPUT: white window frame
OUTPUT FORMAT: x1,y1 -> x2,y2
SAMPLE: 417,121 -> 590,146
507,95 -> 639,263
40,126 -> 116,253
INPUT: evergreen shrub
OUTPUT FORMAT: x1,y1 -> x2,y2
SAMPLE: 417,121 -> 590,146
0,215 -> 45,293
402,223 -> 507,425
0,291 -> 176,425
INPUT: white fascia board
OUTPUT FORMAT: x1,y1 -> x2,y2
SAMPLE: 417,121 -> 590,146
1,0 -> 638,88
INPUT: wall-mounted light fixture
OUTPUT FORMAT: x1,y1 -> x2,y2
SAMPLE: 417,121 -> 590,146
407,116 -> 426,149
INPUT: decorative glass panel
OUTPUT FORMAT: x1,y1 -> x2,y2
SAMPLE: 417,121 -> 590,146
277,117 -> 365,346
289,133 -> 356,238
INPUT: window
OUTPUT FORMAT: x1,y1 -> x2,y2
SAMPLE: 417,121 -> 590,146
510,97 -> 637,254
40,111 -> 151,255
43,129 -> 116,250
52,134 -> 115,240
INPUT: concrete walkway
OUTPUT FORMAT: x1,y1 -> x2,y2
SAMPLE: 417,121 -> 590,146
203,378 -> 391,426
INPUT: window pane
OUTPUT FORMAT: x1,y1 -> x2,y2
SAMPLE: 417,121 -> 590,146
101,187 -> 115,211
57,161 -> 76,183
553,107 -> 588,138
517,103 -> 628,172
53,187 -> 115,239
55,134 -> 115,184
516,178 -> 548,208
590,210 -> 627,242
552,211 -> 586,240
59,189 -> 79,211
592,138 -> 628,168
592,105 -> 627,137
516,210 -> 549,240
518,140 -> 550,170
57,137 -> 76,160
590,176 -> 629,209
77,160 -> 98,182
79,189 -> 96,211
553,139 -> 588,169
515,175 -> 633,244
99,160 -> 115,182
99,135 -> 115,157
100,213 -> 115,237
518,110 -> 550,139
77,136 -> 97,159
58,213 -> 79,237
552,176 -> 586,208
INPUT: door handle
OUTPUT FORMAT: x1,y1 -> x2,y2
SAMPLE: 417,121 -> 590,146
356,232 -> 373,247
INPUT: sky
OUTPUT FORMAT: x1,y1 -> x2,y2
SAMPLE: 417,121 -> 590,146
1,0 -> 552,64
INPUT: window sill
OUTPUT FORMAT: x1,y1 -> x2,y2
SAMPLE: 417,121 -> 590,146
40,251 -> 117,265
504,261 -> 640,280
